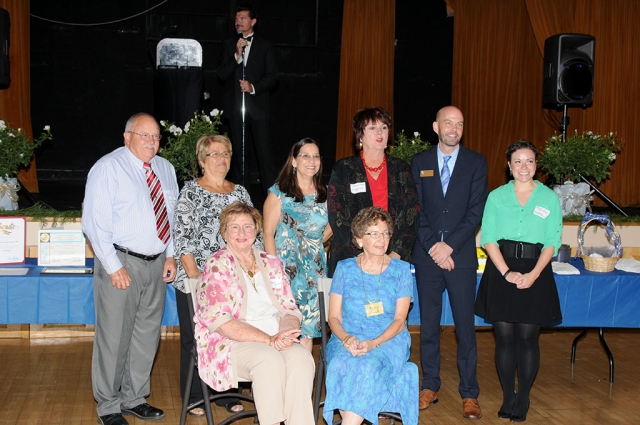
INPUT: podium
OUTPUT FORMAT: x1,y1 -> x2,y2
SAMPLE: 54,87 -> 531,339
154,38 -> 204,129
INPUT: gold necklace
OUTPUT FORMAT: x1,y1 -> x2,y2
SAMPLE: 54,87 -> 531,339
358,253 -> 384,303
237,251 -> 258,292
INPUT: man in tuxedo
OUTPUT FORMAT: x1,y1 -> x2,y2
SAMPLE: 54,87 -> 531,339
218,4 -> 278,195
411,106 -> 488,420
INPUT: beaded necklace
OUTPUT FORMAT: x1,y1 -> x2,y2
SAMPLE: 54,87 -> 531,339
360,150 -> 386,173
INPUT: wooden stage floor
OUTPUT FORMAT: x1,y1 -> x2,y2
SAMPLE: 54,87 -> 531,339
1,328 -> 639,424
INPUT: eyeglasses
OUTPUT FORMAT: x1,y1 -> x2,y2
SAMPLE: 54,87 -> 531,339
206,151 -> 232,158
364,231 -> 392,240
227,224 -> 257,234
128,131 -> 162,142
297,153 -> 321,161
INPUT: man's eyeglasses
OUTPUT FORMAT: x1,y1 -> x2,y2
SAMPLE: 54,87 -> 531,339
128,131 -> 162,142
364,231 -> 392,240
297,153 -> 321,161
206,151 -> 232,158
227,224 -> 257,234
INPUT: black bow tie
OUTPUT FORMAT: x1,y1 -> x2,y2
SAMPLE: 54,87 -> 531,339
244,36 -> 253,42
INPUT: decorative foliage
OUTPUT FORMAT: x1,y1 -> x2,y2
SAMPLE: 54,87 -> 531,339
538,130 -> 623,184
387,130 -> 431,164
0,120 -> 52,177
159,109 -> 223,182
1,201 -> 81,226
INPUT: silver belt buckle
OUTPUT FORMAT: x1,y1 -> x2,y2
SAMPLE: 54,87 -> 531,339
515,242 -> 524,259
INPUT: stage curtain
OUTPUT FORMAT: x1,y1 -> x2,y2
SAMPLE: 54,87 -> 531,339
447,0 -> 640,206
335,0 -> 395,161
0,0 -> 37,192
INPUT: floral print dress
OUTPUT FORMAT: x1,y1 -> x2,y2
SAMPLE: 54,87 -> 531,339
268,183 -> 328,338
172,180 -> 261,293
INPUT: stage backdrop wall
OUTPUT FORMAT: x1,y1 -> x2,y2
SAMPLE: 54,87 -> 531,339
446,0 -> 640,206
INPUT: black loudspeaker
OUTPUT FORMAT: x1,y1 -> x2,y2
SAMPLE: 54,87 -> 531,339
543,33 -> 595,109
0,8 -> 8,89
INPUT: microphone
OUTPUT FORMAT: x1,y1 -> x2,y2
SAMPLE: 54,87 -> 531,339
237,30 -> 246,53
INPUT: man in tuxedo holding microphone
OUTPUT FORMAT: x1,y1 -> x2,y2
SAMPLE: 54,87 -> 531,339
218,4 -> 279,196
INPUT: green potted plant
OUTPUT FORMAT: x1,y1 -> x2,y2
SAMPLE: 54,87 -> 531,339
538,130 -> 623,216
159,109 -> 223,183
388,130 -> 431,164
0,120 -> 52,210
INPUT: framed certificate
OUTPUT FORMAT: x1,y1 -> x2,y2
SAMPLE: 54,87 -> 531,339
0,216 -> 26,265
38,229 -> 86,266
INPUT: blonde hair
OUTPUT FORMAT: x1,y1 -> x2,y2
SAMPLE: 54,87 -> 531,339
220,201 -> 262,234
196,134 -> 232,163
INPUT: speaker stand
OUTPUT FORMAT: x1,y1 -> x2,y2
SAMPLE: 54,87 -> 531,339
560,104 -> 570,143
559,106 -> 627,217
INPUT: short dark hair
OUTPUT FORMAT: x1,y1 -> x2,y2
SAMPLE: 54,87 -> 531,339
274,138 -> 327,203
237,4 -> 256,20
351,206 -> 394,246
352,107 -> 392,149
506,139 -> 538,162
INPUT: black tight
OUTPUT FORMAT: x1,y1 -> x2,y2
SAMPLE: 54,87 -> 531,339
493,321 -> 540,415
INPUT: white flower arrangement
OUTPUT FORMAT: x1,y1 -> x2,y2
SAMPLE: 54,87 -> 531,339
159,109 -> 224,181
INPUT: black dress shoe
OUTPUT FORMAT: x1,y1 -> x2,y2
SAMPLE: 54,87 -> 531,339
498,390 -> 517,419
121,403 -> 165,420
498,410 -> 511,419
510,400 -> 530,422
97,413 -> 129,425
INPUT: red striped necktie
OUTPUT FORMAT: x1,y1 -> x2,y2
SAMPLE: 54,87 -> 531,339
143,162 -> 170,244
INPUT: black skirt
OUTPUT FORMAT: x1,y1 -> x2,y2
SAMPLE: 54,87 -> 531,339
474,256 -> 563,325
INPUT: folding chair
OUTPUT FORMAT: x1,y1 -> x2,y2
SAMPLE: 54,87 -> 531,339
313,277 -> 402,425
179,278 -> 258,425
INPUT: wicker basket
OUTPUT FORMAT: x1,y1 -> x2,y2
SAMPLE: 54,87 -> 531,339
580,254 -> 619,272
577,214 -> 621,272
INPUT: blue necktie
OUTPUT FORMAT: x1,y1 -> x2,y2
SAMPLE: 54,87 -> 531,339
441,155 -> 451,195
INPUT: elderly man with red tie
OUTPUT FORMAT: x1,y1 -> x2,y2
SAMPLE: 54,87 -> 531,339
83,112 -> 179,425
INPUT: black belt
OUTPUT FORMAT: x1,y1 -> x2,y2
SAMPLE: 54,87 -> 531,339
114,244 -> 162,261
498,240 -> 542,259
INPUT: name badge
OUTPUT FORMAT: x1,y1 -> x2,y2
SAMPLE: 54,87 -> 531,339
533,206 -> 550,219
420,170 -> 434,177
350,182 -> 367,194
365,301 -> 384,317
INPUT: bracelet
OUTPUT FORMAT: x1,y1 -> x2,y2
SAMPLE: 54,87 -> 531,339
503,269 -> 512,279
268,335 -> 275,346
374,338 -> 380,348
341,335 -> 351,346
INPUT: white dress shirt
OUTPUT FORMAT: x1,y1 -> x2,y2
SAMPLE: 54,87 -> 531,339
82,146 -> 179,274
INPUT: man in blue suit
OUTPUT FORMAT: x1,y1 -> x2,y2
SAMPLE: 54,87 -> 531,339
411,106 -> 488,420
218,4 -> 278,195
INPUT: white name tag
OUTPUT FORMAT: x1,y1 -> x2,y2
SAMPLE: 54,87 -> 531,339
350,182 -> 367,194
533,206 -> 550,219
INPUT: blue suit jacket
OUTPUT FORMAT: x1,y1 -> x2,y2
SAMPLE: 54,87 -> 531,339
410,145 -> 488,269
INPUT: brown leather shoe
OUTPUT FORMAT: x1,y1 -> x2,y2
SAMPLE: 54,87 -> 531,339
462,398 -> 483,419
419,389 -> 438,410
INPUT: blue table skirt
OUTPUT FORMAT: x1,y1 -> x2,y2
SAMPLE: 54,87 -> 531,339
407,259 -> 640,328
0,258 -> 178,326
1,259 -> 639,328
